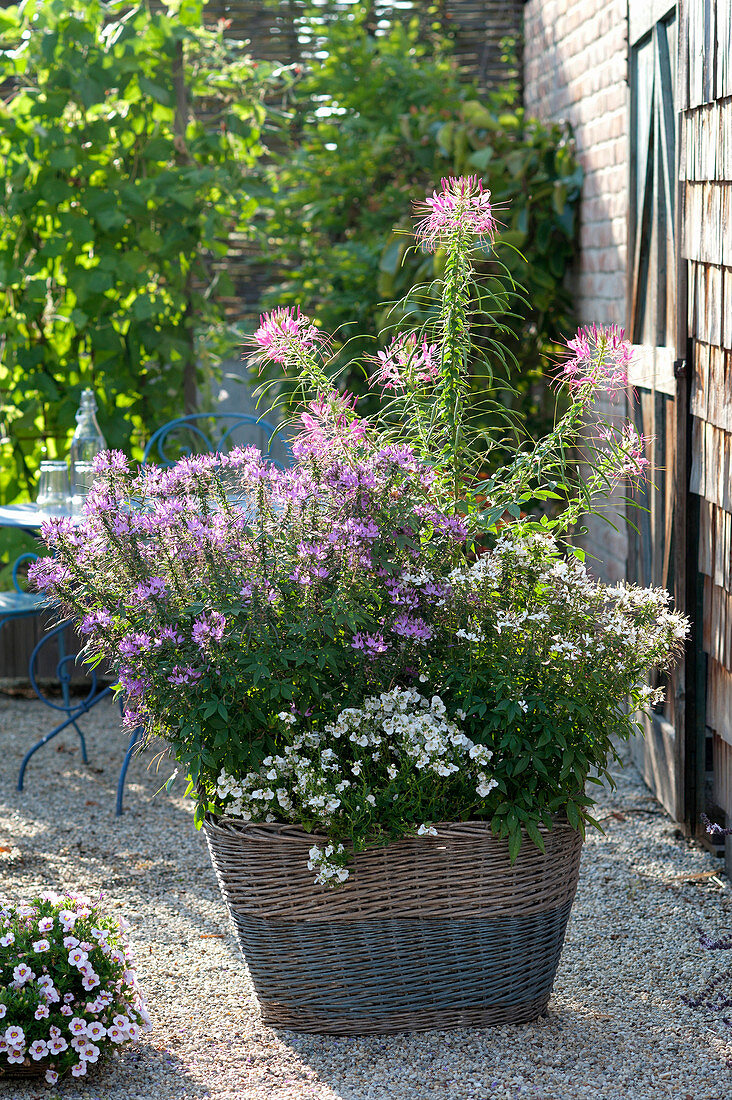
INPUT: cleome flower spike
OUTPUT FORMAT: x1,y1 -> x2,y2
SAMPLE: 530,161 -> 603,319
414,175 -> 496,251
251,306 -> 321,366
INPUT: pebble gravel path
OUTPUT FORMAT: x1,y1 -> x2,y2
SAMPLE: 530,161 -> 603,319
1,693 -> 731,1100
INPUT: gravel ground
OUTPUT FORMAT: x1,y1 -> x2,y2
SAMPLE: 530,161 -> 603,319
1,693 -> 731,1100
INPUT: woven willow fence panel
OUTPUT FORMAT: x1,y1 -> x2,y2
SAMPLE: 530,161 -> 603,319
203,1 -> 522,90
204,818 -> 583,1034
192,1 -> 523,324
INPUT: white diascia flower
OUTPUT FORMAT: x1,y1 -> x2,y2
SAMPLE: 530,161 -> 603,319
213,686 -> 500,886
477,774 -> 498,798
307,843 -> 350,886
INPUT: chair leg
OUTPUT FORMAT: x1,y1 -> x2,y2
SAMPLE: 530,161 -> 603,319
56,631 -> 89,763
116,727 -> 144,816
69,719 -> 89,765
18,711 -> 87,791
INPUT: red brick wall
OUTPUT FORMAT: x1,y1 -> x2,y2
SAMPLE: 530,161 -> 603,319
523,0 -> 629,582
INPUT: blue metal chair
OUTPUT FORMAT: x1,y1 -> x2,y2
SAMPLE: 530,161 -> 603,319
16,617 -> 142,817
142,412 -> 291,469
1,554 -> 96,797
17,620 -> 111,790
5,553 -> 138,815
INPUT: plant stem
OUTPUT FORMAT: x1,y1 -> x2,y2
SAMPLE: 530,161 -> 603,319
438,242 -> 472,513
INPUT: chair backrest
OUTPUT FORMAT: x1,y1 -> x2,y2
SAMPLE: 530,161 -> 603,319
142,413 -> 292,469
12,552 -> 39,594
28,619 -> 104,711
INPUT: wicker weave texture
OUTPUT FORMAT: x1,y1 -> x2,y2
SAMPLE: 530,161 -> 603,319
204,819 -> 583,1034
0,1065 -> 44,1078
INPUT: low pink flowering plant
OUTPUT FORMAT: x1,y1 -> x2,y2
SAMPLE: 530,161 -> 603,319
33,177 -> 687,877
0,892 -> 151,1082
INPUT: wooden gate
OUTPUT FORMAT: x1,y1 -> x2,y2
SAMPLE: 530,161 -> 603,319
680,0 -> 732,857
626,0 -> 692,823
628,0 -> 732,846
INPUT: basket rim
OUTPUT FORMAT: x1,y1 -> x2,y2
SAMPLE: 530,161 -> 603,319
203,813 -> 577,847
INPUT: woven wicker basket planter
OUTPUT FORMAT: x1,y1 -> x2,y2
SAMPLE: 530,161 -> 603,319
0,1064 -> 44,1079
204,817 -> 583,1034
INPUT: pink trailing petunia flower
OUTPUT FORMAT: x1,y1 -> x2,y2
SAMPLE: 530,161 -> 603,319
414,176 -> 496,251
371,333 -> 440,391
251,306 -> 321,366
559,323 -> 633,395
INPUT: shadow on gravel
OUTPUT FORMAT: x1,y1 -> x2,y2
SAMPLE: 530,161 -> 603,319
0,698 -> 245,967
277,1004 -> 732,1100
0,1044 -> 210,1100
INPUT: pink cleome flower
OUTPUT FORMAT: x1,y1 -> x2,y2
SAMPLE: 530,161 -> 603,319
559,323 -> 633,394
414,176 -> 496,251
606,422 -> 651,481
294,391 -> 367,456
252,306 -> 321,366
372,333 -> 440,391
598,420 -> 647,481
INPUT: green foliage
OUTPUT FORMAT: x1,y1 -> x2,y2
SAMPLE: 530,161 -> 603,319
257,7 -> 458,363
0,0 -> 270,515
255,5 -> 581,441
380,97 -> 583,444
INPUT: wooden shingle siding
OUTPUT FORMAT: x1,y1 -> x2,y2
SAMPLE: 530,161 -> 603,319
680,0 -> 732,827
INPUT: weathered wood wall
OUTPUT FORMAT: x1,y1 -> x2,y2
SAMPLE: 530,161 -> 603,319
681,0 -> 732,833
622,3 -> 684,823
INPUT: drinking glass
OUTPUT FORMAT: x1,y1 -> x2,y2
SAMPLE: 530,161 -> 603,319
37,461 -> 71,517
71,461 -> 96,516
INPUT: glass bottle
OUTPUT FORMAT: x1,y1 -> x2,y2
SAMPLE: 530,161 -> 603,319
69,389 -> 106,495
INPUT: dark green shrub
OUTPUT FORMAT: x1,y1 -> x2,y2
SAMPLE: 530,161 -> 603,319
0,0 -> 270,514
